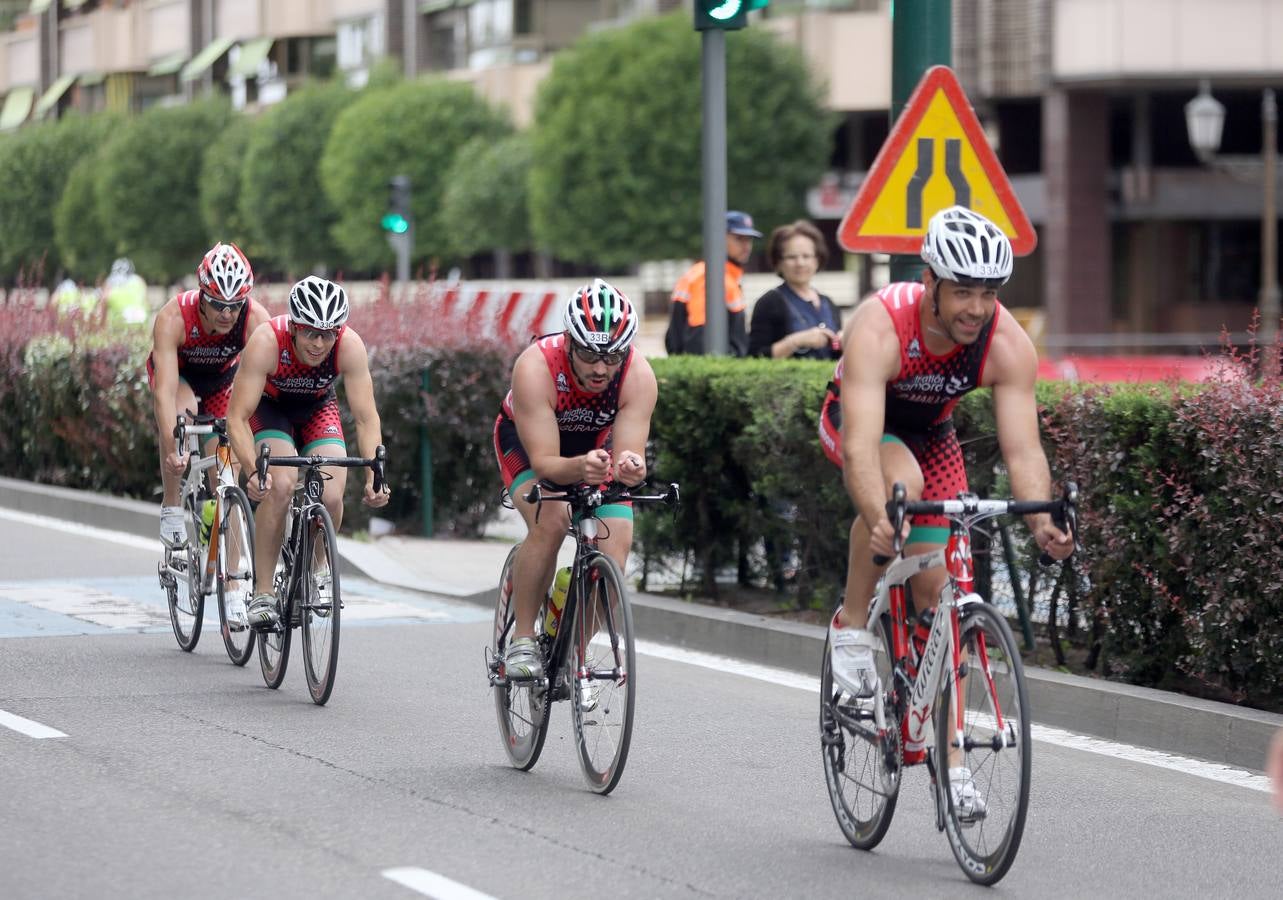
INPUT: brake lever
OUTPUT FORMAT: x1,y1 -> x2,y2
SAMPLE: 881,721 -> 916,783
872,482 -> 907,567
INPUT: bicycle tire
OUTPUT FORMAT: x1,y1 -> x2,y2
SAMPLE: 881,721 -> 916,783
300,506 -> 341,705
935,601 -> 1031,886
570,552 -> 635,795
216,486 -> 256,666
492,544 -> 551,770
820,610 -> 900,850
256,552 -> 293,690
165,496 -> 205,651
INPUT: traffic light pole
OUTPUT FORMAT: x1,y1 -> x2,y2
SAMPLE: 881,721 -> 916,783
701,29 -> 729,356
889,0 -> 951,283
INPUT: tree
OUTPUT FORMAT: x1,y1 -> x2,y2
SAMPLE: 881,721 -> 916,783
199,115 -> 263,263
439,132 -> 533,259
319,79 -> 510,270
240,82 -> 356,275
55,154 -> 115,283
529,12 -> 832,267
0,114 -> 117,283
94,100 -> 232,283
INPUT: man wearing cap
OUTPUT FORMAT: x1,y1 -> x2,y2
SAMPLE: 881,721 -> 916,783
664,210 -> 761,356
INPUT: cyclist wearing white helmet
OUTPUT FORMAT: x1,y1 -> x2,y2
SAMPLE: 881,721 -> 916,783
149,242 -> 269,549
817,206 -> 1072,804
227,275 -> 389,631
493,278 -> 658,680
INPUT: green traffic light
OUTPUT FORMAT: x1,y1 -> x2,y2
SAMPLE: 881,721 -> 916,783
381,213 -> 409,234
707,0 -> 742,20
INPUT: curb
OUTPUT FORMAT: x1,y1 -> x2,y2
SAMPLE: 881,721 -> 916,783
3,476 -> 1280,772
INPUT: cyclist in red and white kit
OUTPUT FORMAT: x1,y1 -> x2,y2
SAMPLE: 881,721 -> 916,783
820,207 -> 1073,809
149,242 -> 269,546
227,276 -> 389,631
494,279 -> 657,681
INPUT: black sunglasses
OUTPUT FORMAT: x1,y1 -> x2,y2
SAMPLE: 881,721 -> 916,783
572,344 -> 626,366
201,292 -> 245,313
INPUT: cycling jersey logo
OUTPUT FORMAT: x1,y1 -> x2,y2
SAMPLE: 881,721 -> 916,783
944,375 -> 970,396
555,372 -> 570,393
280,349 -> 292,366
323,425 -> 340,435
190,325 -> 200,340
907,337 -> 922,359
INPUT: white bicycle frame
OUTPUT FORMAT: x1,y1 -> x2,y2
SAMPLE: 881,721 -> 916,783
174,420 -> 237,596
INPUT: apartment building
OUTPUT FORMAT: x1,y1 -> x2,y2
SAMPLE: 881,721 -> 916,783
0,0 -> 1278,346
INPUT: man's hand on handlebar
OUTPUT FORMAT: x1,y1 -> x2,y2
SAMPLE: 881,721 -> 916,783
580,449 -> 611,484
363,475 -> 390,508
616,450 -> 646,487
1033,516 -> 1074,562
163,450 -> 190,479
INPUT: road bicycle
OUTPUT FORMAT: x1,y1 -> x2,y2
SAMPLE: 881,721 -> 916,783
820,482 -> 1077,885
487,480 -> 679,794
253,443 -> 386,705
156,414 -> 257,664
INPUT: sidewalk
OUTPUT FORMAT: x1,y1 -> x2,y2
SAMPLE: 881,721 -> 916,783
2,475 -> 1280,772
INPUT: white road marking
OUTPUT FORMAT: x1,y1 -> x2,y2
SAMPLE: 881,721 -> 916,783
0,709 -> 67,739
634,640 -> 1272,794
382,867 -> 499,900
0,507 -> 160,552
3,586 -> 171,629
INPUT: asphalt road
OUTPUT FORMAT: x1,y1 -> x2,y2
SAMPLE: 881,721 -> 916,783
2,515 -> 1281,899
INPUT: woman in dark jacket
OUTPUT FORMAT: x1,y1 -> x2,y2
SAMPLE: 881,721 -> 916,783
748,219 -> 842,360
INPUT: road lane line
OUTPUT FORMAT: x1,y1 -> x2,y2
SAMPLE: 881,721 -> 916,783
634,639 -> 1272,794
0,708 -> 67,739
0,507 -> 160,553
382,867 -> 498,900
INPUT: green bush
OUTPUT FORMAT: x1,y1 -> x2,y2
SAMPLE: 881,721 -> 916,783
439,132 -> 533,259
55,154 -> 116,283
199,115 -> 263,261
95,100 -> 232,283
241,83 -> 355,274
529,12 -> 832,266
0,115 -> 118,282
320,79 -> 510,270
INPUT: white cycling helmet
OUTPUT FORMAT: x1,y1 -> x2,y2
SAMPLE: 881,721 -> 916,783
197,243 -> 254,302
563,278 -> 638,354
288,276 -> 349,330
920,206 -> 1013,287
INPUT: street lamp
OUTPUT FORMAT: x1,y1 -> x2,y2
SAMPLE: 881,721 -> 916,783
1185,81 -> 1280,354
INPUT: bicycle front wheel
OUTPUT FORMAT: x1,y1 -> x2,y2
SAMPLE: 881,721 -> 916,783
300,506 -> 341,705
164,496 -> 205,651
820,611 -> 899,850
571,553 -> 635,795
492,544 -> 551,770
935,601 -> 1031,886
216,486 -> 256,666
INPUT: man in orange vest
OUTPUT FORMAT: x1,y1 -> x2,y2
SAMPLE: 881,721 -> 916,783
664,210 -> 761,356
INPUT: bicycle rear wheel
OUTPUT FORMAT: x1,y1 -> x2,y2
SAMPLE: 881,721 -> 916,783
164,496 -> 205,652
570,553 -> 635,795
935,601 -> 1031,886
492,544 -> 551,770
257,560 -> 293,689
216,486 -> 256,666
300,507 -> 341,705
820,611 -> 900,850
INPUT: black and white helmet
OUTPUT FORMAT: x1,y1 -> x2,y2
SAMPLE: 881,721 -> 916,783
288,276 -> 349,330
920,206 -> 1013,287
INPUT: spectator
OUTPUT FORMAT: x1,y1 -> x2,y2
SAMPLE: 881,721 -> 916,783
664,209 -> 761,356
102,258 -> 149,327
748,219 -> 841,360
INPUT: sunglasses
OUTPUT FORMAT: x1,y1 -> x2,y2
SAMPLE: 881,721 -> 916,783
572,344 -> 626,366
201,292 -> 245,313
294,325 -> 339,342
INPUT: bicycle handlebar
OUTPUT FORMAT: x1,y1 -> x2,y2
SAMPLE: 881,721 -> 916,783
172,413 -> 227,446
871,481 -> 1079,568
523,480 -> 680,512
255,442 -> 387,494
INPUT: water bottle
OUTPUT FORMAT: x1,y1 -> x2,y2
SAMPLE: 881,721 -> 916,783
543,567 -> 571,637
199,498 -> 216,546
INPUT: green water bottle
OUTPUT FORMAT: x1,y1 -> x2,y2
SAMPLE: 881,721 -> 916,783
543,567 -> 571,637
199,498 -> 216,546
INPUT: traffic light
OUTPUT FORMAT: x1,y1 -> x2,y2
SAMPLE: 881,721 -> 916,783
694,0 -> 769,31
381,175 -> 411,234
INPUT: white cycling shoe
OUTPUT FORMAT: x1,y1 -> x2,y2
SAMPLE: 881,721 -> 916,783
948,766 -> 988,823
828,613 -> 879,698
160,506 -> 187,547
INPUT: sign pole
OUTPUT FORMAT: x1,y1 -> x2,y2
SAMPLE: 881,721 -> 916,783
701,29 -> 729,356
889,0 -> 952,282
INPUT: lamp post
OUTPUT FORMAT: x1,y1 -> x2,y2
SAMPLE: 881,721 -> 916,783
1185,81 -> 1280,357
